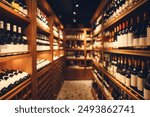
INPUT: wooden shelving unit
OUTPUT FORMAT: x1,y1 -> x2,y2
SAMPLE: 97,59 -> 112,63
90,0 -> 150,100
0,0 -> 65,100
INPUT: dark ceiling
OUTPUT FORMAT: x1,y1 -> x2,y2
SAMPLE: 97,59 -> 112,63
47,0 -> 101,28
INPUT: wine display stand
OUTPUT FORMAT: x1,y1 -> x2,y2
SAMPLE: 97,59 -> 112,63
91,0 -> 150,100
0,0 -> 65,100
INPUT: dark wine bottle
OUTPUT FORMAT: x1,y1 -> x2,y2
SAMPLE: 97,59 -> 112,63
0,21 -> 6,53
125,58 -> 132,87
131,59 -> 138,90
139,12 -> 148,46
137,60 -> 148,95
144,60 -> 150,99
133,16 -> 141,46
128,18 -> 134,46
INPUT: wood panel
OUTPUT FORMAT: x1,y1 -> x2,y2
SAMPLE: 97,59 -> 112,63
65,68 -> 94,80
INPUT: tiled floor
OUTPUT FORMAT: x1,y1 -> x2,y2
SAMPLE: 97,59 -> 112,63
57,80 -> 94,100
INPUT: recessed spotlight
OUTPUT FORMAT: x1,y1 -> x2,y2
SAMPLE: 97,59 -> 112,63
73,12 -> 76,15
73,18 -> 76,22
76,4 -> 79,7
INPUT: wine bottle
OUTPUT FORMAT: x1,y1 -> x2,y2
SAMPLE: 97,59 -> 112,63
133,16 -> 141,46
0,21 -> 6,53
147,13 -> 150,46
139,12 -> 148,46
125,58 -> 132,87
17,26 -> 23,52
131,59 -> 138,90
9,25 -> 17,52
124,20 -> 129,47
121,57 -> 127,84
128,18 -> 134,46
3,23 -> 11,53
137,60 -> 148,95
144,60 -> 150,99
116,56 -> 121,80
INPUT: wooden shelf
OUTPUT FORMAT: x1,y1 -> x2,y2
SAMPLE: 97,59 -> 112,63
36,63 -> 52,78
0,52 -> 31,63
0,78 -> 31,100
91,88 -> 98,100
37,50 -> 51,53
103,0 -> 148,30
103,49 -> 150,57
66,39 -> 85,41
93,62 -> 145,100
67,66 -> 85,70
37,24 -> 51,35
92,71 -> 110,100
66,48 -> 84,51
0,2 -> 30,24
66,57 -> 85,61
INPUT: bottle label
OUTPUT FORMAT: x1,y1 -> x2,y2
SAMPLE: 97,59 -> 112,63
139,37 -> 146,46
13,25 -> 17,32
131,74 -> 137,87
18,27 -> 21,33
128,33 -> 133,46
147,27 -> 150,45
144,88 -> 150,100
133,38 -> 139,46
124,34 -> 128,47
126,78 -> 131,87
0,21 -> 4,29
137,77 -> 144,91
6,23 -> 10,31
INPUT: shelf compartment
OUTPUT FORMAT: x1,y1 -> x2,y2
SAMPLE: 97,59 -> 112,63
103,49 -> 150,57
37,24 -> 51,35
0,52 -> 31,63
103,0 -> 148,30
0,78 -> 31,100
93,62 -> 145,100
0,1 -> 30,24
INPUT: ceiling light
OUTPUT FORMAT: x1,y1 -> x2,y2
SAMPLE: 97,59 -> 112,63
73,18 -> 76,22
73,12 -> 76,15
76,4 -> 79,7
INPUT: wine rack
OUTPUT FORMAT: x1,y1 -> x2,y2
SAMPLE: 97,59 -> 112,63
0,0 -> 65,100
37,57 -> 65,99
91,0 -> 150,100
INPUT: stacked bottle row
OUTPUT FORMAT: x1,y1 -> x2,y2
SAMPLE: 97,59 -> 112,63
66,40 -> 84,49
103,0 -> 141,23
92,51 -> 103,64
104,11 -> 150,49
66,60 -> 85,68
92,67 -> 131,100
37,7 -> 50,31
103,53 -> 150,99
2,0 -> 28,16
53,26 -> 59,38
93,15 -> 102,36
93,40 -> 103,49
0,69 -> 30,96
36,59 -> 51,71
0,21 -> 28,55
66,51 -> 84,59
53,38 -> 59,50
36,33 -> 50,51
66,34 -> 84,40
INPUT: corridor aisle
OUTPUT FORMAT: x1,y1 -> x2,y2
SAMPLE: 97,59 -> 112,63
57,80 -> 94,100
